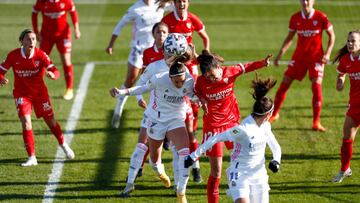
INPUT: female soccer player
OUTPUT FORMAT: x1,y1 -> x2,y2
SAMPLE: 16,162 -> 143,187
110,61 -> 196,203
332,30 -> 360,183
270,0 -> 335,132
106,0 -> 171,128
118,22 -> 170,198
185,76 -> 281,203
0,29 -> 75,166
195,50 -> 272,203
32,0 -> 81,100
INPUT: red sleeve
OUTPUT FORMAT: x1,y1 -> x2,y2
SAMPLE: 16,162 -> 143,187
32,0 -> 43,34
194,77 -> 204,99
337,57 -> 347,74
190,13 -> 204,32
68,0 -> 79,25
142,49 -> 150,68
288,13 -> 296,31
41,50 -> 60,80
241,59 -> 267,73
0,52 -> 13,76
321,12 -> 332,30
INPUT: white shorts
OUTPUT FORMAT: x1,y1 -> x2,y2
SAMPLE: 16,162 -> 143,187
226,165 -> 270,202
146,116 -> 185,141
140,113 -> 149,128
128,46 -> 144,68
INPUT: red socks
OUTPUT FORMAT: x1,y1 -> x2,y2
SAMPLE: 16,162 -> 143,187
50,122 -> 64,145
312,83 -> 322,123
207,175 -> 220,203
63,64 -> 73,89
273,82 -> 290,116
22,130 -> 35,156
341,139 -> 353,171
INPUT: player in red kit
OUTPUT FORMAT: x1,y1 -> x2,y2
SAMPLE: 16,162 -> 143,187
160,0 -> 210,50
195,50 -> 272,203
270,0 -> 335,132
32,0 -> 81,100
332,30 -> 360,183
0,29 -> 75,166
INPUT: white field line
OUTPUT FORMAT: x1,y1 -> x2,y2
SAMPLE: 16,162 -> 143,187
1,0 -> 360,6
92,60 -> 290,66
42,62 -> 95,203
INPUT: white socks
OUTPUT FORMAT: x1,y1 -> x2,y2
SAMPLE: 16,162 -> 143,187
171,145 -> 179,187
177,148 -> 190,195
127,143 -> 148,184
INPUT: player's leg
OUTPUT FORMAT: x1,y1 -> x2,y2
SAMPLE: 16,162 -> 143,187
56,34 -> 74,100
207,156 -> 222,203
270,75 -> 293,123
147,122 -> 171,188
166,126 -> 190,203
332,115 -> 358,182
15,97 -> 37,166
121,127 -> 149,197
310,63 -> 325,131
111,47 -> 142,128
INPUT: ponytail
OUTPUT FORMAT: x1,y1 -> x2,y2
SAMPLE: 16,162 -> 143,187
251,75 -> 277,117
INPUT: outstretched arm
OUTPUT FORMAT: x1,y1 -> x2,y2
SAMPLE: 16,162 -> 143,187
239,54 -> 272,74
322,28 -> 335,64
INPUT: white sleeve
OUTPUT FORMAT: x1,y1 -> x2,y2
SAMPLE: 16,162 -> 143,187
266,123 -> 281,163
128,78 -> 156,95
112,8 -> 135,36
190,131 -> 231,160
135,66 -> 153,86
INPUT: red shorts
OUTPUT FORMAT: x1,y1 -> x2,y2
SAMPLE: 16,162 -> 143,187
202,122 -> 238,157
284,60 -> 324,81
15,96 -> 54,119
347,109 -> 360,127
40,32 -> 72,54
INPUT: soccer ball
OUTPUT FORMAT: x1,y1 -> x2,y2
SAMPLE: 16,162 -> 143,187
163,33 -> 188,56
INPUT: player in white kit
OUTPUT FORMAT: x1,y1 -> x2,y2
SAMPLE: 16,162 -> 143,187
185,76 -> 282,203
106,0 -> 172,128
116,33 -> 195,198
111,61 -> 196,203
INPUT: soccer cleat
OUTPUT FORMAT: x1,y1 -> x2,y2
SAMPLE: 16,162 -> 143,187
63,89 -> 74,100
312,122 -> 326,132
21,156 -> 38,167
159,173 -> 171,188
176,192 -> 187,203
192,168 -> 203,183
332,168 -> 352,183
120,183 -> 135,198
269,113 -> 279,123
111,114 -> 121,129
61,143 -> 75,159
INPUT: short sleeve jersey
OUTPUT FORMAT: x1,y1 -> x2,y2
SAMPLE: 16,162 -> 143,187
195,64 -> 246,128
337,53 -> 360,111
142,45 -> 164,69
33,0 -> 76,37
289,10 -> 332,62
0,47 -> 54,99
162,11 -> 204,44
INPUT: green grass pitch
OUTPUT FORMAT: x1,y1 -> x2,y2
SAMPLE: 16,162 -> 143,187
0,0 -> 360,202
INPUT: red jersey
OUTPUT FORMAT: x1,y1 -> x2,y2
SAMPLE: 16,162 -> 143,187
195,60 -> 267,128
0,47 -> 59,99
142,45 -> 164,69
185,59 -> 199,81
32,0 -> 78,37
337,53 -> 360,112
289,10 -> 332,62
161,11 -> 204,44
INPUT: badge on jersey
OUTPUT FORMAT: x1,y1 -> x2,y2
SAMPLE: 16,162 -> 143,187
230,128 -> 239,136
34,60 -> 40,67
42,102 -> 51,111
313,20 -> 318,26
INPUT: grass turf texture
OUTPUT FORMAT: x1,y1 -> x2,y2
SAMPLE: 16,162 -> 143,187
0,1 -> 360,202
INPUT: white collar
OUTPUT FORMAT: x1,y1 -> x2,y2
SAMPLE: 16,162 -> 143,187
154,44 -> 159,53
174,10 -> 188,21
21,47 -> 34,59
301,9 -> 315,19
350,53 -> 360,61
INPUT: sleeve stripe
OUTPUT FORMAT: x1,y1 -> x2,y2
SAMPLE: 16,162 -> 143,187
238,63 -> 245,73
46,64 -> 54,70
0,65 -> 8,72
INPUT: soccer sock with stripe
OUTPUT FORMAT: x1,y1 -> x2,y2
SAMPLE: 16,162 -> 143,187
63,64 -> 73,89
22,129 -> 35,156
127,143 -> 148,184
177,148 -> 190,195
50,122 -> 64,145
207,175 -> 220,203
312,82 -> 322,124
341,139 -> 353,172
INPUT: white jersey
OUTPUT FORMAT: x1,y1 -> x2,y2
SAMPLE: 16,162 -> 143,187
191,115 -> 281,172
112,0 -> 166,49
128,71 -> 194,123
